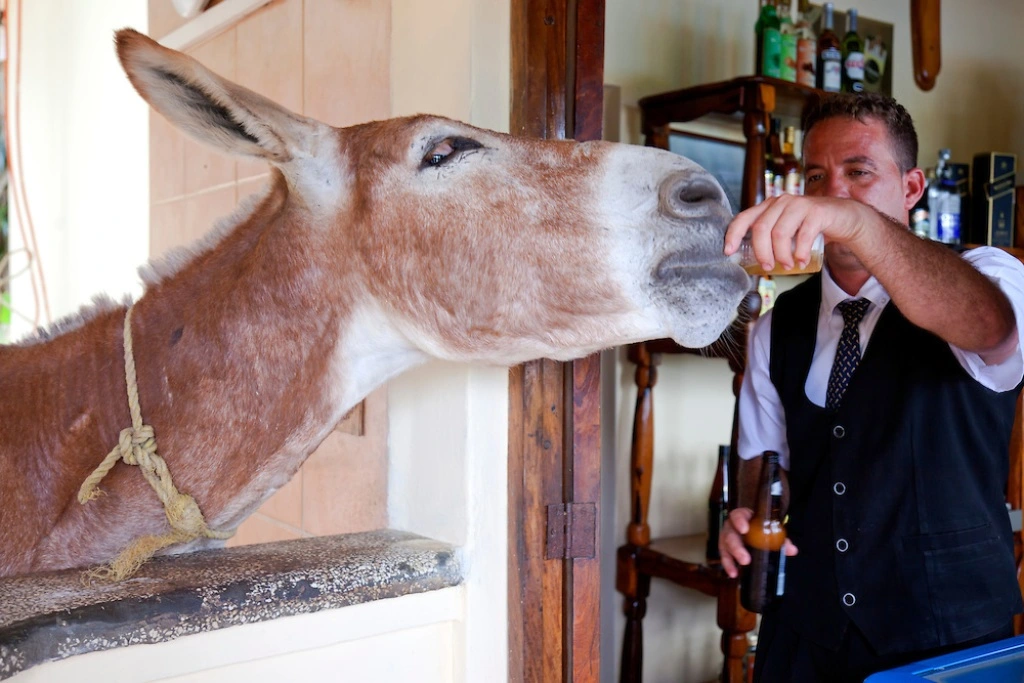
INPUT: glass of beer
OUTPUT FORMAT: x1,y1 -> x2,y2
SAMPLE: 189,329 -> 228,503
734,232 -> 825,276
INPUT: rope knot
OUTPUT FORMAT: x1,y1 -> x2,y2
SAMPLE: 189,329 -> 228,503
117,425 -> 156,466
77,305 -> 233,581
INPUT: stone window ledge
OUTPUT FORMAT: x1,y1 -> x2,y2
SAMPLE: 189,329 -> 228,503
0,529 -> 461,680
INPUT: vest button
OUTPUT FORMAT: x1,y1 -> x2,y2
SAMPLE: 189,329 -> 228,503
833,482 -> 847,495
842,592 -> 856,607
836,538 -> 849,552
833,425 -> 846,438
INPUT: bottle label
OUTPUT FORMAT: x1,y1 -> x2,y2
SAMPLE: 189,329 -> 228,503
863,48 -> 886,92
784,170 -> 802,196
939,211 -> 961,243
762,29 -> 782,78
797,38 -> 816,87
821,47 -> 842,91
757,275 -> 777,314
780,34 -> 797,82
845,51 -> 865,80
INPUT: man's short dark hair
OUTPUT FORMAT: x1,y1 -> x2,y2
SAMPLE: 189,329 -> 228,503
801,92 -> 918,173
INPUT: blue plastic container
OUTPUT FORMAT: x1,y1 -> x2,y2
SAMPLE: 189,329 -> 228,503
865,635 -> 1024,682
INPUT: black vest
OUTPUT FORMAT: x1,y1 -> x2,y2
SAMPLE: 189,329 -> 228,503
769,275 -> 1023,654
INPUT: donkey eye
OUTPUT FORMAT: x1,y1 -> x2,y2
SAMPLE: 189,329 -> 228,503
421,137 -> 483,169
425,140 -> 455,167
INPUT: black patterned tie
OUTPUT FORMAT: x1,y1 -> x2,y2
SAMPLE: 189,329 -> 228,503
826,298 -> 871,410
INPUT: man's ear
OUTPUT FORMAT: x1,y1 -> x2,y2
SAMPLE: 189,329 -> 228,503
904,167 -> 927,211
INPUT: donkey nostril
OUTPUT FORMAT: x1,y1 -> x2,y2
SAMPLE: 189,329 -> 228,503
677,178 -> 719,205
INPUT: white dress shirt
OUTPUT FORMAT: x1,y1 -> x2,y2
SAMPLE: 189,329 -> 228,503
737,246 -> 1024,469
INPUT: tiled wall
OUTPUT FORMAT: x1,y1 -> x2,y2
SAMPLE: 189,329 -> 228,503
147,0 -> 392,544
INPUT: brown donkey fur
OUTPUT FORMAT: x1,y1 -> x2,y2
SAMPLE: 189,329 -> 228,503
0,29 -> 750,576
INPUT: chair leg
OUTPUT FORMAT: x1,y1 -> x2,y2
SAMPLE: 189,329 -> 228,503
619,592 -> 647,683
721,630 -> 750,683
717,581 -> 757,683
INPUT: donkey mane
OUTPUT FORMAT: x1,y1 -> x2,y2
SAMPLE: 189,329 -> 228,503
140,182 -> 275,287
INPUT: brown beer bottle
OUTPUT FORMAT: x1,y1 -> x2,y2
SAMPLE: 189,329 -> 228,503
706,444 -> 730,561
740,450 -> 787,613
765,117 -> 785,199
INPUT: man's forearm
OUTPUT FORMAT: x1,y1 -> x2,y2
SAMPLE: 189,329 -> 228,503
855,211 -> 1017,359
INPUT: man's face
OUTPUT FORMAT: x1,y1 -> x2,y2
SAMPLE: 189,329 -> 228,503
802,116 -> 923,269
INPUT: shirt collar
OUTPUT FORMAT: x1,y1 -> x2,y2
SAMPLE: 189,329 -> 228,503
821,263 -> 890,315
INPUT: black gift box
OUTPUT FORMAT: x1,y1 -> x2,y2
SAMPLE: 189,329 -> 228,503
971,153 -> 1017,247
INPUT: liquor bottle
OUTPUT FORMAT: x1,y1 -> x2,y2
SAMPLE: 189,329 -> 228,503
929,149 -> 962,245
792,128 -> 805,195
764,117 -> 785,200
770,116 -> 782,197
707,445 -> 730,561
841,8 -> 865,92
755,0 -> 782,79
794,0 -> 817,88
910,187 -> 931,240
781,126 -> 803,195
777,0 -> 797,82
740,451 -> 788,614
863,34 -> 889,93
816,2 -> 842,92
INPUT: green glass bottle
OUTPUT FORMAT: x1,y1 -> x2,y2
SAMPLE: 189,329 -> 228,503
755,0 -> 782,79
777,0 -> 797,82
841,8 -> 865,92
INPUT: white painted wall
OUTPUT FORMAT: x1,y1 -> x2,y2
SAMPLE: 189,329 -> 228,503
603,2 -> 1024,681
7,0 -> 148,341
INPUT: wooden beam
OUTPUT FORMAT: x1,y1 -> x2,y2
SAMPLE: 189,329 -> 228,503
508,0 -> 606,680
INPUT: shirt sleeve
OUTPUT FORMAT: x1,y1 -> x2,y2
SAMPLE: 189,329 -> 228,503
950,246 -> 1024,392
737,308 -> 791,470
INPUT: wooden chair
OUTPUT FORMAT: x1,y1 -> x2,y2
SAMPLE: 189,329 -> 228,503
616,290 -> 761,683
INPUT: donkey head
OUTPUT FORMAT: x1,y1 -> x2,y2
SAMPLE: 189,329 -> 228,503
117,29 -> 749,372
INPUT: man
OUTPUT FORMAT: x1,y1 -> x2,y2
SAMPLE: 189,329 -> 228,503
719,92 -> 1024,682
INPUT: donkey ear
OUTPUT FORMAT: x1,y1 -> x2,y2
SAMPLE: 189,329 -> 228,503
115,28 -> 324,164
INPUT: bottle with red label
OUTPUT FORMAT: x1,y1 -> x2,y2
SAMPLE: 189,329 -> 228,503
816,2 -> 842,92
